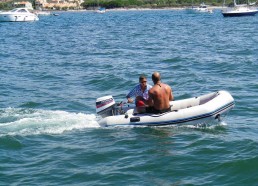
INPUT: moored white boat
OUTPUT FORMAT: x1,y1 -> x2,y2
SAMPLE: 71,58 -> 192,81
222,5 -> 258,17
222,0 -> 258,17
96,7 -> 106,14
0,8 -> 39,22
96,90 -> 235,127
192,3 -> 213,13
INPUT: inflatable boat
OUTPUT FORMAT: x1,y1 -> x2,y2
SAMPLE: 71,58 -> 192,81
96,90 -> 234,127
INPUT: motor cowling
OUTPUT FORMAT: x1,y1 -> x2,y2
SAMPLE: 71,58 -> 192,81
96,95 -> 115,118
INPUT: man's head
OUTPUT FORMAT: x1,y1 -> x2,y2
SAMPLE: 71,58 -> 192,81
152,72 -> 161,84
139,75 -> 147,88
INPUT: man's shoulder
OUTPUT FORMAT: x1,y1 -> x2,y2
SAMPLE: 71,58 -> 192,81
128,84 -> 140,92
164,83 -> 172,92
133,84 -> 141,88
164,83 -> 171,88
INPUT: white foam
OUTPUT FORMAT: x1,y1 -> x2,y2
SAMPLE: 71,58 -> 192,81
219,121 -> 228,126
0,108 -> 100,136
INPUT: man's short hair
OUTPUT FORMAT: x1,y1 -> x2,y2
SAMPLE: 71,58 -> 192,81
139,75 -> 146,82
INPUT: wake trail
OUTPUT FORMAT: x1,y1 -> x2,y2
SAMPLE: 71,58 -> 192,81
0,108 -> 100,136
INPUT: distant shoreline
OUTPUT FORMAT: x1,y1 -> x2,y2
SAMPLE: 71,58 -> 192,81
63,6 -> 225,13
106,6 -> 225,11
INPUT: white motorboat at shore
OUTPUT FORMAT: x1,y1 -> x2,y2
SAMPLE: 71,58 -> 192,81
96,7 -> 106,14
192,3 -> 213,13
96,90 -> 235,127
0,8 -> 39,22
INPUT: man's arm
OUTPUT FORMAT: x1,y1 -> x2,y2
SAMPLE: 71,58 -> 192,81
146,90 -> 154,106
126,85 -> 137,103
126,96 -> 133,103
169,87 -> 174,101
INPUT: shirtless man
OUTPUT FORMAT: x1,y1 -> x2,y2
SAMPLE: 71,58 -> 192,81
147,72 -> 174,114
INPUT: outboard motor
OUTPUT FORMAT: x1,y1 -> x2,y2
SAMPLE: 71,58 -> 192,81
96,95 -> 116,118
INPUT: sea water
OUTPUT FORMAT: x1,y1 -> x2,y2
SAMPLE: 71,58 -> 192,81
0,9 -> 257,185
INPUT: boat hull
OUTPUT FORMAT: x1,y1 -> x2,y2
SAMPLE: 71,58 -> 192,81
222,7 -> 258,17
97,90 -> 235,127
222,12 -> 258,17
0,14 -> 39,22
0,8 -> 39,22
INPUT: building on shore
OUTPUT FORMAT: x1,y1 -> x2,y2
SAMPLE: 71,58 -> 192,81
13,1 -> 33,10
35,0 -> 84,10
0,0 -> 84,10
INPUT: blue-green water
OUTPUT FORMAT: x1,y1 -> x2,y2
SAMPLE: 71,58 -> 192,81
0,9 -> 258,185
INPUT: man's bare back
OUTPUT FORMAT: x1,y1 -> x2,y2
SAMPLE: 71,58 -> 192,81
147,72 -> 174,111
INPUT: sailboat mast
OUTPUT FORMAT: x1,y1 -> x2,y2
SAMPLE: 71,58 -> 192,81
234,0 -> 237,6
